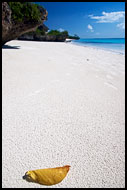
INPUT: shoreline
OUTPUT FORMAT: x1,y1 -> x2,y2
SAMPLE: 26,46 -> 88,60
71,41 -> 125,55
2,40 -> 125,188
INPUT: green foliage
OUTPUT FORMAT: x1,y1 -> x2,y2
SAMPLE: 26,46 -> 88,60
61,30 -> 68,36
47,30 -> 68,37
47,30 -> 79,39
22,27 -> 46,36
47,30 -> 61,36
68,34 -> 80,40
35,28 -> 45,35
8,2 -> 43,23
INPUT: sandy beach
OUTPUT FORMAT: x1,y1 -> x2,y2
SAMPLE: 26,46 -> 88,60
2,40 -> 125,188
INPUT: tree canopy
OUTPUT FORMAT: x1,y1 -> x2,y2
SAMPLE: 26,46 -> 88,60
47,30 -> 68,37
8,2 -> 43,23
47,30 -> 80,39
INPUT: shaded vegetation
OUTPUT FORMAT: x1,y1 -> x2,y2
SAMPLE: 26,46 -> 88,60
35,28 -> 45,35
68,34 -> 80,40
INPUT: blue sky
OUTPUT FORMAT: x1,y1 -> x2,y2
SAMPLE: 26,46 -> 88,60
35,2 -> 125,38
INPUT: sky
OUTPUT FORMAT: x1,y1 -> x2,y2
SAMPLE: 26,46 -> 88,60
35,2 -> 125,38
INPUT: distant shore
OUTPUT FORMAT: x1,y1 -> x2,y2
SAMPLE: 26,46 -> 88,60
2,40 -> 125,188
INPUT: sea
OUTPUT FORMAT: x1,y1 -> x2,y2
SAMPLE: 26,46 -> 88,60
72,38 -> 125,54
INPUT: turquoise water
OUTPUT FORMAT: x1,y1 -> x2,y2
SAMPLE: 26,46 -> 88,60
72,38 -> 125,54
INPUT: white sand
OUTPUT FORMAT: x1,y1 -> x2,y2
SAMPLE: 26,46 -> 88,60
2,40 -> 125,188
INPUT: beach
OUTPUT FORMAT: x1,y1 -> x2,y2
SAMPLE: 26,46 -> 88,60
2,40 -> 125,188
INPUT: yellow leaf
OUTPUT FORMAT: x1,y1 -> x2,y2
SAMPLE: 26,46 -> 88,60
24,165 -> 70,186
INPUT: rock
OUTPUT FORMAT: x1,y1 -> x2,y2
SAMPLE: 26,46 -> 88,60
18,24 -> 49,41
2,2 -> 48,45
18,34 -> 67,42
2,2 -> 12,45
38,24 -> 49,33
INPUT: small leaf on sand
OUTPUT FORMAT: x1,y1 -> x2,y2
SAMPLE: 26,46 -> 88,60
23,165 -> 70,186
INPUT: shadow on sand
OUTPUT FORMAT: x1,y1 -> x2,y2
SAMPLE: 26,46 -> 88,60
22,174 -> 37,184
2,45 -> 20,49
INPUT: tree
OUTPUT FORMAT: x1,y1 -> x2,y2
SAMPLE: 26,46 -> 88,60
8,2 -> 43,23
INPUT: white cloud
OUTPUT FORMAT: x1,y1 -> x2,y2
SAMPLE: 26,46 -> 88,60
117,22 -> 125,29
89,11 -> 125,30
89,11 -> 125,23
87,24 -> 94,32
88,24 -> 93,30
58,28 -> 64,32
